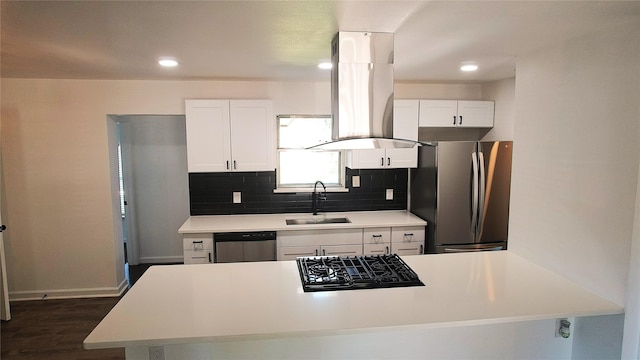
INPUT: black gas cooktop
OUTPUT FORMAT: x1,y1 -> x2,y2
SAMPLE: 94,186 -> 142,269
296,254 -> 425,292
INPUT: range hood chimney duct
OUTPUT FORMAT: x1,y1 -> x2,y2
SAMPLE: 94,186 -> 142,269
313,31 -> 417,150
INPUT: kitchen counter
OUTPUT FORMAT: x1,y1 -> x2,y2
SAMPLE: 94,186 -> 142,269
84,251 -> 622,354
178,210 -> 427,233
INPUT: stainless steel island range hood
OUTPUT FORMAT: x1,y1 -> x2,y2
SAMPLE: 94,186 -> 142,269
313,31 -> 419,150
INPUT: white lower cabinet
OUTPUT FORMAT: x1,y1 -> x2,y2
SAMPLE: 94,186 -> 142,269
183,234 -> 214,264
391,226 -> 426,255
278,245 -> 320,260
277,229 -> 363,260
363,227 -> 391,255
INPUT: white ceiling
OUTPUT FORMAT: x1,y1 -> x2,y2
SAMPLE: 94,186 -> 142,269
2,1 -> 639,83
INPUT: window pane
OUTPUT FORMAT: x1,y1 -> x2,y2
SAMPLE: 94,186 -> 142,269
278,116 -> 332,148
279,150 -> 340,186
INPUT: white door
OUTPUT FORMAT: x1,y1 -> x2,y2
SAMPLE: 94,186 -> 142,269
0,144 -> 10,320
185,100 -> 231,172
229,100 -> 275,172
348,149 -> 386,169
419,100 -> 458,127
386,148 -> 418,168
457,101 -> 494,128
393,100 -> 419,140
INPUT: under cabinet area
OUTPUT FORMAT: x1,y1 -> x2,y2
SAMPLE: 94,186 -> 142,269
391,226 -> 426,255
419,100 -> 494,128
277,229 -> 363,260
183,234 -> 213,264
185,99 -> 275,172
346,148 -> 418,169
276,226 -> 425,260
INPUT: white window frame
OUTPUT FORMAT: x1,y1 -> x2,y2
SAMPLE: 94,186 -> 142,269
275,115 -> 347,193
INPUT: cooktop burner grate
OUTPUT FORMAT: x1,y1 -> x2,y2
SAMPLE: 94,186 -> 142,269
296,254 -> 424,292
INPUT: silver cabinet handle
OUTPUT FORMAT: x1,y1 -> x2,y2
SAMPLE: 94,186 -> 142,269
443,246 -> 503,253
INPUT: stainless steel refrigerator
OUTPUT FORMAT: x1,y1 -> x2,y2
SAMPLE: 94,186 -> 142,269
410,141 -> 513,253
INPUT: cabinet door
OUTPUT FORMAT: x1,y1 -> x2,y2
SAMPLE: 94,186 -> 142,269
391,243 -> 423,255
347,149 -> 386,169
185,100 -> 231,172
183,250 -> 212,264
386,148 -> 418,168
393,100 -> 419,141
277,245 -> 320,261
229,100 -> 275,171
320,244 -> 362,257
457,101 -> 494,128
363,243 -> 390,255
418,100 -> 458,127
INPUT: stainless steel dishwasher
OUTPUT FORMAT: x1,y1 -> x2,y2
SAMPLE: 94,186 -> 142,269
214,231 -> 277,263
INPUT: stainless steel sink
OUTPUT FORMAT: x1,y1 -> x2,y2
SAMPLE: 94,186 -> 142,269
286,217 -> 351,225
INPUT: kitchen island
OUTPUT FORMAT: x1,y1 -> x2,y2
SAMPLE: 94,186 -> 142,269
84,251 -> 622,359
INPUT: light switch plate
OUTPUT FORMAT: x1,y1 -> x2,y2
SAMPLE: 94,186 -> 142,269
233,192 -> 241,204
386,188 -> 393,200
352,176 -> 360,188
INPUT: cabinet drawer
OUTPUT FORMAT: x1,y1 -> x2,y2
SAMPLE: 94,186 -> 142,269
364,243 -> 390,255
183,234 -> 213,251
320,244 -> 362,257
391,243 -> 423,256
278,245 -> 320,261
277,229 -> 363,247
391,227 -> 425,244
363,228 -> 391,244
183,250 -> 212,264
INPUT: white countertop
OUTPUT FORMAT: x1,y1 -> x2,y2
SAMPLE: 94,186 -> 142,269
178,210 -> 427,233
84,251 -> 623,349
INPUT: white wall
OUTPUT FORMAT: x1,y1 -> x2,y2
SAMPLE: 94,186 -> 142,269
508,18 -> 640,359
482,77 -> 515,141
0,79 -> 481,299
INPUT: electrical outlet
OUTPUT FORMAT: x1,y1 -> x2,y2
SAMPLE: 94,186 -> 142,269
148,346 -> 165,360
352,175 -> 360,188
555,318 -> 571,338
233,192 -> 241,204
386,188 -> 393,200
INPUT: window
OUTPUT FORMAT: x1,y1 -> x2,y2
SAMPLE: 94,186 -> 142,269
277,115 -> 344,189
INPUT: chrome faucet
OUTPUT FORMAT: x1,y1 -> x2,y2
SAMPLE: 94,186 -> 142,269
312,180 -> 327,215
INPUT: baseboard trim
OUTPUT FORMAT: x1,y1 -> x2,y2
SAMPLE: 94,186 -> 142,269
9,278 -> 128,301
138,255 -> 184,264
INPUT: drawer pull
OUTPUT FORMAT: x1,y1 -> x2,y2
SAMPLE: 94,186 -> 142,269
404,233 -> 414,237
192,241 -> 203,244
372,234 -> 382,238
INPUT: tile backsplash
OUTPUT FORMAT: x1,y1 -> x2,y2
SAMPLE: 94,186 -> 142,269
189,168 -> 408,215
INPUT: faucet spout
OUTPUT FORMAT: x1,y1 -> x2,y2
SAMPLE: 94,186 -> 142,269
312,181 -> 327,215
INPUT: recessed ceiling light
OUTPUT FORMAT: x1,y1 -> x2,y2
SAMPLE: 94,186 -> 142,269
460,64 -> 478,72
158,59 -> 178,67
318,62 -> 332,70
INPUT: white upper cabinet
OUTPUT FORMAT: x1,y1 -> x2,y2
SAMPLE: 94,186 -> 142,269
419,100 -> 494,128
346,100 -> 418,170
393,100 -> 419,141
185,99 -> 275,173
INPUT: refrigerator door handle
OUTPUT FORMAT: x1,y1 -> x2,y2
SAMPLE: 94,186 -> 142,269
471,152 -> 479,235
443,246 -> 503,253
477,151 -> 486,243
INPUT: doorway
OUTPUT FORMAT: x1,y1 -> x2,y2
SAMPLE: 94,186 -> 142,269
114,115 -> 189,281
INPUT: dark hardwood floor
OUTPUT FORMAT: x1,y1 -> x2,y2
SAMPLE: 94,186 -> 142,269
1,263 -> 164,360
